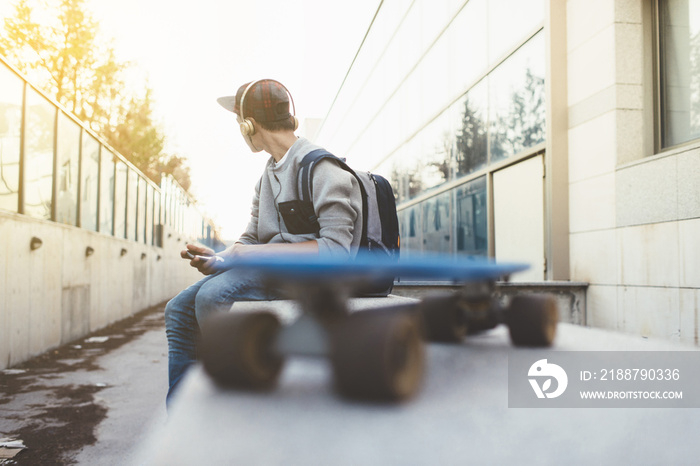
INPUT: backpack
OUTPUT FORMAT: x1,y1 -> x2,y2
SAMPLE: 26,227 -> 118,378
296,149 -> 400,295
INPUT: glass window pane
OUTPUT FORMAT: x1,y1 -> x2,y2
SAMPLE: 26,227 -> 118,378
455,79 -> 489,177
420,32 -> 451,118
166,178 -> 174,228
24,88 -> 55,220
489,32 -> 546,163
399,5 -> 422,86
146,183 -> 154,245
399,205 -> 423,256
0,64 -> 23,213
448,0 -> 488,94
488,0 -> 544,63
420,112 -> 454,190
99,149 -> 114,234
137,176 -> 146,243
401,136 -> 426,200
455,176 -> 488,256
80,133 -> 99,231
160,177 -> 169,228
171,186 -> 177,229
55,112 -> 80,226
177,191 -> 184,233
126,168 -> 137,241
659,0 -> 700,147
421,192 -> 453,254
114,160 -> 127,238
169,181 -> 176,229
397,110 -> 456,200
153,189 -> 162,247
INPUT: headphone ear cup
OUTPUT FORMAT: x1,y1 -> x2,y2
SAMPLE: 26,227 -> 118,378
292,116 -> 299,131
240,118 -> 255,136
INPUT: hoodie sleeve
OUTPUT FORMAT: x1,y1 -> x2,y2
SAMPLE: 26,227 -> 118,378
236,176 -> 262,245
311,160 -> 362,257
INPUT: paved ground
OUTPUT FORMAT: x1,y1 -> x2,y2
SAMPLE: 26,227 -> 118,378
0,304 -> 168,465
3,301 -> 700,465
141,322 -> 700,466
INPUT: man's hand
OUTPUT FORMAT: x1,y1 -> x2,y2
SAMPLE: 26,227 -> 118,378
182,240 -> 319,276
181,244 -> 222,275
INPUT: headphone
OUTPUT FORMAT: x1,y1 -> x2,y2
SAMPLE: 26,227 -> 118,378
239,79 -> 299,137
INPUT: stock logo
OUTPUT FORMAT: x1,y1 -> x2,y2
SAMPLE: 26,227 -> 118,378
528,359 -> 568,399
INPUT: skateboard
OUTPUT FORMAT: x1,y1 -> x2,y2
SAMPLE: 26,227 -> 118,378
199,253 -> 558,402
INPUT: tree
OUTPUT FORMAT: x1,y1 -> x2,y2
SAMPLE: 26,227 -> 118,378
0,0 -> 191,190
490,67 -> 545,160
102,87 -> 190,190
455,95 -> 488,175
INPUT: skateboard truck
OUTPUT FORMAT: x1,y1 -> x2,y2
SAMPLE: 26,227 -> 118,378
419,279 -> 558,346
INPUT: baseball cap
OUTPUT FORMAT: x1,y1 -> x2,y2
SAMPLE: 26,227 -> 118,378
216,80 -> 291,122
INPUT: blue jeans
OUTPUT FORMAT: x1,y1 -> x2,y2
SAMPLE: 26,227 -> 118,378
164,268 -> 277,406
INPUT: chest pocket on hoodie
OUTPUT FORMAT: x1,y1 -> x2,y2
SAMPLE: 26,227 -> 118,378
278,200 -> 319,235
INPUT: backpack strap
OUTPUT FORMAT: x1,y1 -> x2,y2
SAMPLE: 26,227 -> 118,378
297,149 -> 368,245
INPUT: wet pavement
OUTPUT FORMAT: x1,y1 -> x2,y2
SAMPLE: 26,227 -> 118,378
0,304 -> 168,465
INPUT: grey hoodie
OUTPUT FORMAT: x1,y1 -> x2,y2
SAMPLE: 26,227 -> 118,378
237,137 -> 362,258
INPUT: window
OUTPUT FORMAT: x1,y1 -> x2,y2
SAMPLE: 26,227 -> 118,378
137,176 -> 146,243
488,0 -> 544,63
146,183 -> 154,245
399,206 -> 423,255
421,192 -> 452,254
153,189 -> 162,247
114,160 -> 127,238
80,134 -> 100,231
55,112 -> 80,226
658,0 -> 700,148
24,88 -> 55,220
99,149 -> 115,235
489,32 -> 546,162
455,176 -> 487,256
0,64 -> 23,213
126,168 -> 137,241
455,79 -> 488,177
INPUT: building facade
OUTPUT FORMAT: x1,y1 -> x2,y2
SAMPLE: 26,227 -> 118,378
315,0 -> 700,344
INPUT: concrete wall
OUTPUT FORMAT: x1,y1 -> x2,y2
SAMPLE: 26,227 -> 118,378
566,0 -> 700,344
0,210 -> 203,369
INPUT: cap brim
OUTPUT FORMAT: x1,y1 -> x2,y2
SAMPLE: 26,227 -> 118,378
217,96 -> 237,113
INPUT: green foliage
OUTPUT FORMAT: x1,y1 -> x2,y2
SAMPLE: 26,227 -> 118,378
0,0 -> 191,190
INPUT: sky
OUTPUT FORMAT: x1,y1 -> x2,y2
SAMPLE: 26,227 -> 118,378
0,0 -> 379,239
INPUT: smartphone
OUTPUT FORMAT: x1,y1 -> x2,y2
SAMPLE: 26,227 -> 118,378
186,251 -> 224,262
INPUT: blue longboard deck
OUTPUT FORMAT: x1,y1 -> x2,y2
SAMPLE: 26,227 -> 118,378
223,253 -> 529,283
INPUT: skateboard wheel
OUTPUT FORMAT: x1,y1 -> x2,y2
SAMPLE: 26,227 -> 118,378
331,312 -> 424,401
200,311 -> 284,390
506,295 -> 558,347
420,294 -> 468,342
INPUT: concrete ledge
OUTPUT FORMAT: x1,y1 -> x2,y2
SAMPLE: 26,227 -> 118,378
392,280 -> 589,326
137,323 -> 699,465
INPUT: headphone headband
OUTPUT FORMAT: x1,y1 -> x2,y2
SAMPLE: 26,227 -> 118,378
239,79 -> 296,122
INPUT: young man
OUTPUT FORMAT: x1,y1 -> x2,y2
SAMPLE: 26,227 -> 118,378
164,79 -> 363,405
